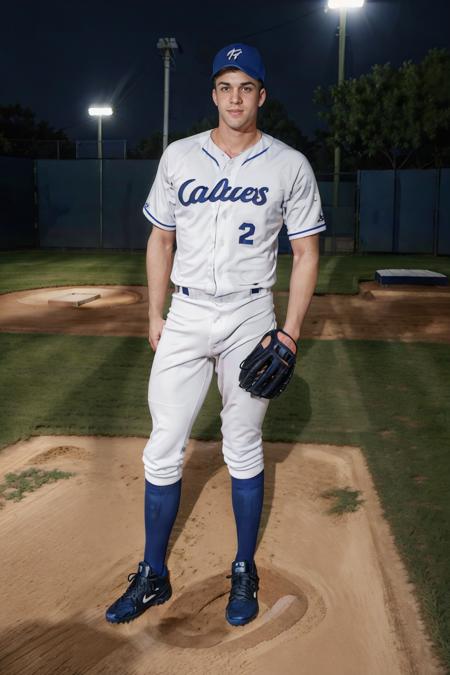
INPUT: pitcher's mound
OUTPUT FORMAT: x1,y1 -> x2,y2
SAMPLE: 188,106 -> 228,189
0,436 -> 443,674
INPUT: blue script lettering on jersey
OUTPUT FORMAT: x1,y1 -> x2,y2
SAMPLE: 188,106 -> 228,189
178,178 -> 269,206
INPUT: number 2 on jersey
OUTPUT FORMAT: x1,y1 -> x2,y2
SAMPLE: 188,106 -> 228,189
238,222 -> 255,245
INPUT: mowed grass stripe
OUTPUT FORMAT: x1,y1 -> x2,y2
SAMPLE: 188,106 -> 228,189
1,250 -> 449,294
0,334 -> 149,446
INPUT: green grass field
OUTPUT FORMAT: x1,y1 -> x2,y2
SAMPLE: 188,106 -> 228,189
1,249 -> 450,294
0,250 -> 449,668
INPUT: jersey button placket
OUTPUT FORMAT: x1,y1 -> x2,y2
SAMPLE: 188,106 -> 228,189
212,199 -> 224,294
207,154 -> 222,295
209,154 -> 223,295
215,159 -> 236,294
226,161 -> 245,292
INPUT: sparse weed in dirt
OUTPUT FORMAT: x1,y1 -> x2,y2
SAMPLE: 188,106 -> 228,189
0,467 -> 74,506
321,486 -> 365,515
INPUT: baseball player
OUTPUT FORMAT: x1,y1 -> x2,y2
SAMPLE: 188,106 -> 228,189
105,43 -> 326,627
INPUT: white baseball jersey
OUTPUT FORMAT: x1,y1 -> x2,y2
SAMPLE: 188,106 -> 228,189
143,130 -> 326,296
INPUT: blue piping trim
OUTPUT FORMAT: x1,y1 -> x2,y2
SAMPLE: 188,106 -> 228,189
202,147 -> 220,167
241,147 -> 269,165
287,223 -> 326,238
143,205 -> 175,229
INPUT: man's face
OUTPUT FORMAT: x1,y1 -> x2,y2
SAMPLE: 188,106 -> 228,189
212,69 -> 266,132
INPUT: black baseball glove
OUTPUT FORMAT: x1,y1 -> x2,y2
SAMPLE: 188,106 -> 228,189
238,328 -> 297,399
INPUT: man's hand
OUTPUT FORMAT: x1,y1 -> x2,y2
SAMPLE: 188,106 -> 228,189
148,316 -> 166,352
261,329 -> 297,353
239,328 -> 297,399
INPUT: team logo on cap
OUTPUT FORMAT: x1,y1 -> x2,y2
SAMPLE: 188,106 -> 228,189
227,48 -> 242,61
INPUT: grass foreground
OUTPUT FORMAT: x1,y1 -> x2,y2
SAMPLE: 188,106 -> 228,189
0,467 -> 73,506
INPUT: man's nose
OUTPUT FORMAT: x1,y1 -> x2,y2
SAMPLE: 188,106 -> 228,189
230,87 -> 242,103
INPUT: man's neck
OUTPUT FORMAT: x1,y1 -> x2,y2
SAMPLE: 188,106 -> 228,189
211,125 -> 262,158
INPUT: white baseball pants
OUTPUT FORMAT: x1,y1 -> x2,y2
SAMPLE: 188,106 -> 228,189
142,287 -> 277,485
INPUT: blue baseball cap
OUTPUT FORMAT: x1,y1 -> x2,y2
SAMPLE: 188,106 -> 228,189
211,43 -> 266,84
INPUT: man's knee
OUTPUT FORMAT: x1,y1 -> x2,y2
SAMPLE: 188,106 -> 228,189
222,438 -> 264,479
142,431 -> 187,486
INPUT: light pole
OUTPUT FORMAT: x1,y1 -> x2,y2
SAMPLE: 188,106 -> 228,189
88,106 -> 113,159
88,106 -> 113,247
157,37 -> 179,152
327,1 -> 364,219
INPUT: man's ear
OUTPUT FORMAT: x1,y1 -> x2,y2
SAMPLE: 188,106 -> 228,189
212,87 -> 218,107
258,87 -> 267,108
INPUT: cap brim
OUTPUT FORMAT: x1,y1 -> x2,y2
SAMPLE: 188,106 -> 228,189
212,64 -> 264,84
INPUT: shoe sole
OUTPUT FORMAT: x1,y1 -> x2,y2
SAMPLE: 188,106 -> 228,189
225,608 -> 259,627
106,585 -> 172,624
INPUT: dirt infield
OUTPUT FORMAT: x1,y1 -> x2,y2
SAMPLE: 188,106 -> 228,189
0,435 -> 443,674
0,281 -> 449,342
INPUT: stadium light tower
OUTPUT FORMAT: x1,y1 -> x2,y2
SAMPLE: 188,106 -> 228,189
327,0 -> 365,219
157,37 -> 179,152
88,106 -> 113,159
88,105 -> 113,248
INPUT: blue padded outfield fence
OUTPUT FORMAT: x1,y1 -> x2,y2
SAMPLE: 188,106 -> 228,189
358,169 -> 450,255
0,157 -> 449,254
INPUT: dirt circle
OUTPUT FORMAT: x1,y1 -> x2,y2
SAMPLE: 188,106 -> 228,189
17,286 -> 142,308
1,282 -> 449,341
155,566 -> 310,650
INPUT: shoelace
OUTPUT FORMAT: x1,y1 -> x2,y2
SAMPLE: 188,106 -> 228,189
226,570 -> 259,602
123,570 -> 156,601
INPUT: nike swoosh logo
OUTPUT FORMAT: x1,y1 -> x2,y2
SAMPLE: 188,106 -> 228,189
143,589 -> 159,604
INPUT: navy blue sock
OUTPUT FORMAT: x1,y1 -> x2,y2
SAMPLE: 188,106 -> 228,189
144,478 -> 181,576
231,470 -> 264,564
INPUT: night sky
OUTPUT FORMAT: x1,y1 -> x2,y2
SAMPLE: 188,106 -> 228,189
3,0 -> 450,148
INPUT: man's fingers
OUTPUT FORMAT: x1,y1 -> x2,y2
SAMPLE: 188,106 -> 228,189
148,319 -> 166,352
277,331 -> 297,353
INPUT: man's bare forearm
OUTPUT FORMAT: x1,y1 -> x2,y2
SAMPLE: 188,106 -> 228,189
282,250 -> 319,342
146,233 -> 174,321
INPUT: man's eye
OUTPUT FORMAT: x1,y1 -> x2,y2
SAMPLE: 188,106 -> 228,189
243,87 -> 253,93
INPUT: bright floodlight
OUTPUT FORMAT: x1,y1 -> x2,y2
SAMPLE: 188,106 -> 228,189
328,0 -> 364,8
88,106 -> 113,117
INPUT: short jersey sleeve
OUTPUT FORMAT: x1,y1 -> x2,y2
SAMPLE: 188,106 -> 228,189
142,148 -> 176,231
283,155 -> 326,240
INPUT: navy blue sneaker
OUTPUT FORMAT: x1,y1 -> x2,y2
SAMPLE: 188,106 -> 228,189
225,559 -> 259,626
105,561 -> 172,624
